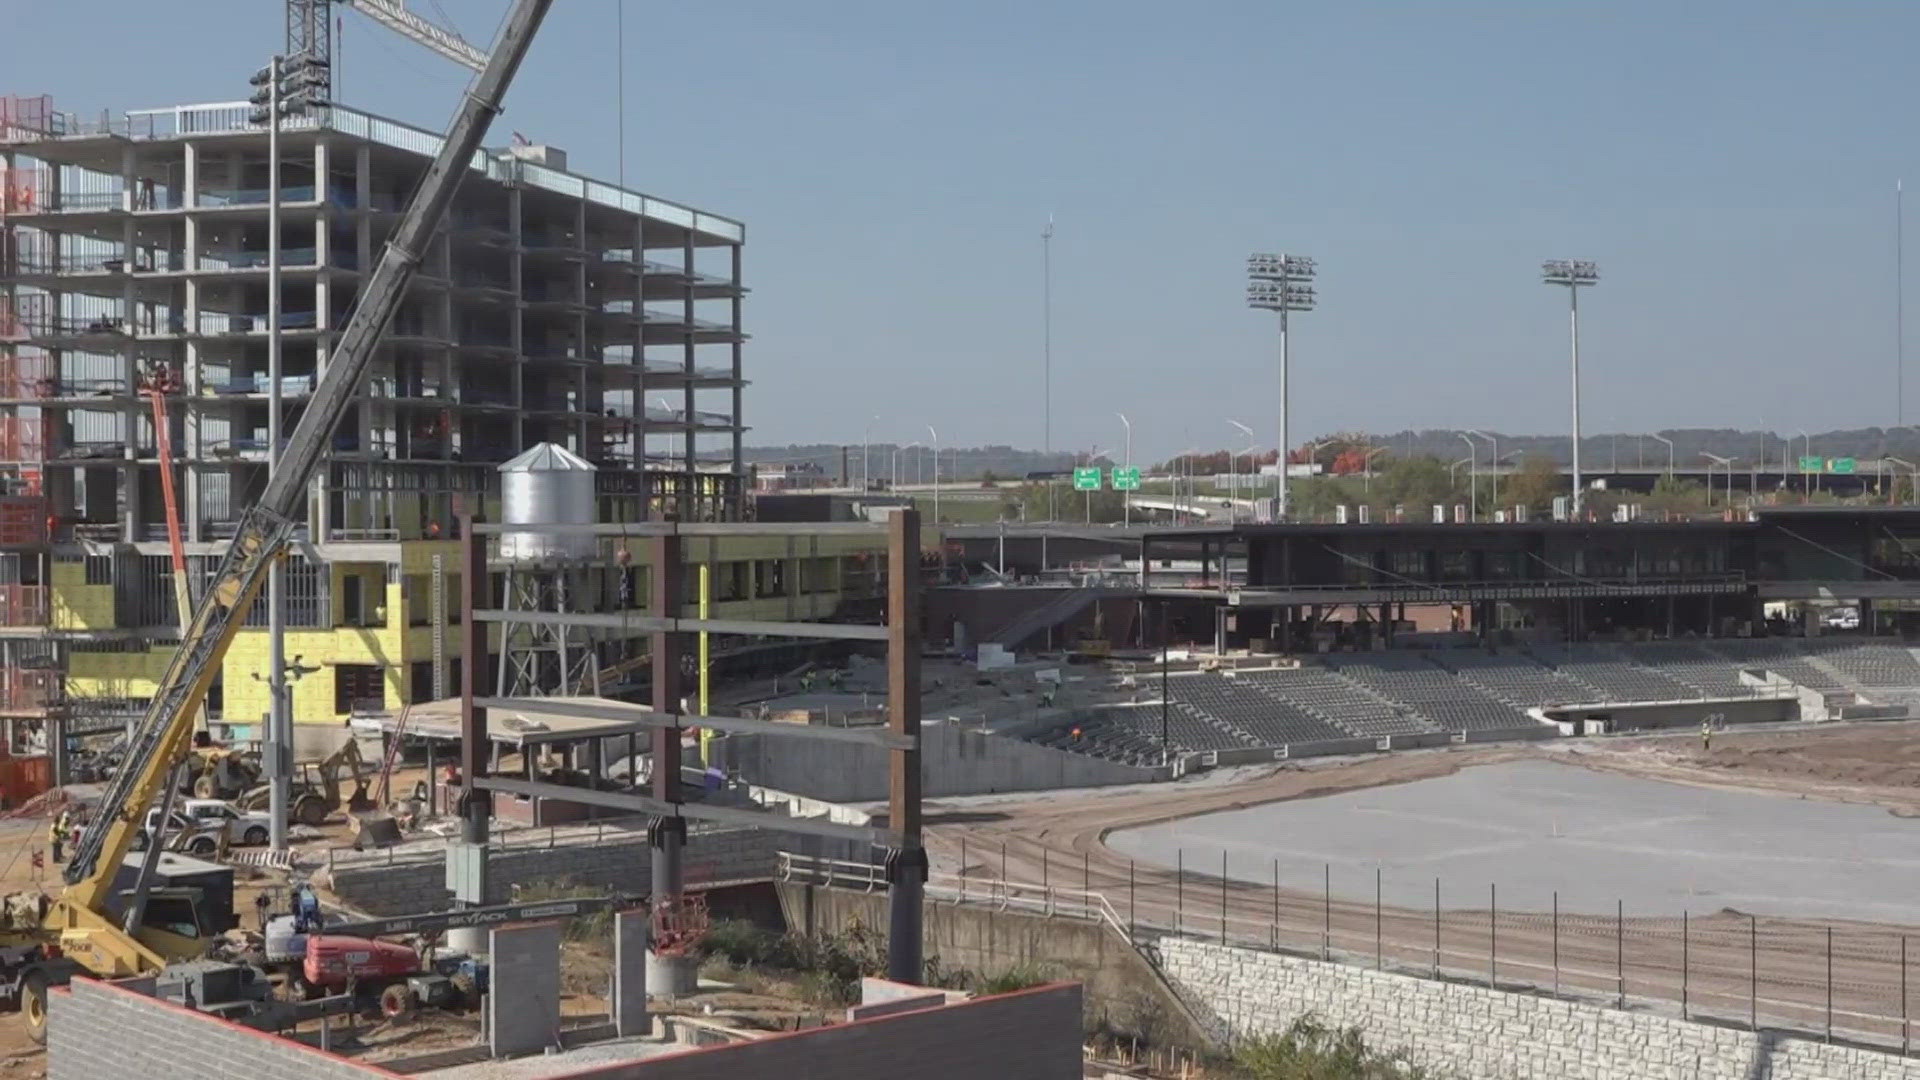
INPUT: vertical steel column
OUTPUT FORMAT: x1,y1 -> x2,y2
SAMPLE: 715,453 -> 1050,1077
885,508 -> 926,983
267,55 -> 289,854
649,531 -> 686,922
458,512 -> 490,843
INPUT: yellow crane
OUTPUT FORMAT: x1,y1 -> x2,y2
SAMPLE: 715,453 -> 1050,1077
0,0 -> 554,1038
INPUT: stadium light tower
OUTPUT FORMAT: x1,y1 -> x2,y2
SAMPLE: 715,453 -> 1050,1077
1541,259 -> 1599,518
1247,253 -> 1317,521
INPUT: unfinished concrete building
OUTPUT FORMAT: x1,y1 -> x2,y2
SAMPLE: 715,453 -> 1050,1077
0,93 -> 750,736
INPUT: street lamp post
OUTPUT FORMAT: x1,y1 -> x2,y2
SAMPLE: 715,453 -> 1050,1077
1228,420 -> 1254,524
1458,432 -> 1478,521
1795,428 -> 1812,498
1889,457 -> 1918,505
1116,413 -> 1133,528
248,51 -> 326,855
928,425 -> 940,525
1363,446 -> 1388,495
1542,260 -> 1600,518
1702,453 -> 1736,510
1650,432 -> 1675,480
891,442 -> 920,489
1467,430 -> 1497,508
1247,253 -> 1316,521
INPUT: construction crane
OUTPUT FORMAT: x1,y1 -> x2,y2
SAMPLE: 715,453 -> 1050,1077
0,0 -> 554,1038
288,0 -> 487,86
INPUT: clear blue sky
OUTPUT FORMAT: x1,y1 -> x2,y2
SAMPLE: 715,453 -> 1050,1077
10,2 -> 1916,460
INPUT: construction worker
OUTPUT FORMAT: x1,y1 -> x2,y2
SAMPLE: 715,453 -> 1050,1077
48,810 -> 67,864
1701,718 -> 1713,752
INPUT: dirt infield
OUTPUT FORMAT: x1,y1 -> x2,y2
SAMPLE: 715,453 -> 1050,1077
926,722 -> 1920,1050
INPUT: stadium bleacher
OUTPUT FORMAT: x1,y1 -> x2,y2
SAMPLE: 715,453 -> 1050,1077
1441,651 -> 1603,708
1032,638 -> 1920,764
1624,643 -> 1754,697
1531,645 -> 1702,702
1328,653 -> 1533,731
1237,667 -> 1437,737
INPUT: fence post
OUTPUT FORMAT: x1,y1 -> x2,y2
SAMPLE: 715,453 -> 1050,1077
1750,914 -> 1758,1032
1616,899 -> 1624,1008
1177,848 -> 1184,936
1489,883 -> 1496,989
1826,926 -> 1833,1044
1323,863 -> 1331,961
1001,842 -> 1008,910
1903,934 -> 1909,1055
1682,910 -> 1689,1020
1552,890 -> 1559,997
1130,860 -> 1136,935
1433,877 -> 1440,979
1375,867 -> 1383,971
1043,848 -> 1051,916
1271,858 -> 1279,951
1220,850 -> 1228,944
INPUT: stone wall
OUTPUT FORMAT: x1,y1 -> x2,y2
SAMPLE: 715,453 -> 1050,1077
1159,937 -> 1920,1080
325,825 -> 777,915
49,978 -> 392,1080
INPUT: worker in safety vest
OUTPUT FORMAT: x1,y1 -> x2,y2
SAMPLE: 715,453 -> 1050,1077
48,811 -> 67,864
1701,719 -> 1712,752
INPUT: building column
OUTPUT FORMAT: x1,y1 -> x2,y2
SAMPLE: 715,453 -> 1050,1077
729,243 -> 743,517
681,232 -> 696,519
647,531 -> 694,994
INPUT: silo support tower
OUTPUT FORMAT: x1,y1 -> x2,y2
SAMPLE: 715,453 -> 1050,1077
495,443 -> 605,698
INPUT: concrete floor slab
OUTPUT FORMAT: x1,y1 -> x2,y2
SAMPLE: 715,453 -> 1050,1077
1108,759 -> 1920,922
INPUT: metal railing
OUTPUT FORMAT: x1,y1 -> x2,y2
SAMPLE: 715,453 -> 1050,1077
777,849 -> 1920,1057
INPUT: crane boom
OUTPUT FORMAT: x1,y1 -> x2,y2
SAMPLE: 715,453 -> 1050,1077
52,0 -> 554,977
348,0 -> 487,72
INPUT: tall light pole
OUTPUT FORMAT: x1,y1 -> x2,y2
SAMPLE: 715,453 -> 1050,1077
1795,428 -> 1812,497
891,441 -> 919,489
1363,446 -> 1388,496
1042,216 -> 1055,561
927,425 -> 940,525
1466,429 -> 1497,507
1228,420 -> 1254,524
1650,432 -> 1675,481
861,415 -> 879,492
248,51 -> 325,854
1900,179 -> 1906,427
1702,453 -> 1736,510
1116,412 -> 1132,528
1889,456 -> 1918,505
1458,431 -> 1478,521
1247,253 -> 1316,521
1542,259 -> 1599,518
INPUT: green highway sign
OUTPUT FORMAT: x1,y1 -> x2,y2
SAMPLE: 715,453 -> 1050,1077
1072,466 -> 1103,491
1111,466 -> 1142,491
1829,457 -> 1857,475
1798,455 -> 1824,473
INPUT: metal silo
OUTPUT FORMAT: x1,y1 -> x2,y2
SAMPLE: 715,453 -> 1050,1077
497,442 -> 597,561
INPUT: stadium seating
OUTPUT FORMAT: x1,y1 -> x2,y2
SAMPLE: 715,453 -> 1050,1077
1236,667 -> 1437,737
1328,653 -> 1533,731
1167,673 -> 1348,745
1705,640 -> 1848,693
1531,645 -> 1702,702
1441,651 -> 1602,708
1624,643 -> 1754,697
1817,642 -> 1920,687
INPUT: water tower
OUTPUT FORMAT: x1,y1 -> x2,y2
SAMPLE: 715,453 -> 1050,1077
496,443 -> 602,697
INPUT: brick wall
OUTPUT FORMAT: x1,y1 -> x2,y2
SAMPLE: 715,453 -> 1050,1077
326,825 -> 778,915
48,978 -> 394,1080
1160,937 -> 1920,1080
554,983 -> 1083,1080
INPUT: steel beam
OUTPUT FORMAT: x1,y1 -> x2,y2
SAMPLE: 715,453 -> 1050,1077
459,511 -> 491,842
886,508 -> 926,983
469,521 -> 888,538
471,777 -> 898,847
473,696 -> 915,749
470,609 -> 890,642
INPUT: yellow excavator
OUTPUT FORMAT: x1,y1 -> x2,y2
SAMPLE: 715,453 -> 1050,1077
0,0 -> 553,1039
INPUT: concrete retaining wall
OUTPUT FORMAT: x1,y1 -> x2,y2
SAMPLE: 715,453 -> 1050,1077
1159,937 -> 1920,1080
1547,694 -> 1798,733
776,881 -> 1211,1048
562,983 -> 1084,1080
325,825 -> 778,915
49,978 -> 393,1080
714,721 -> 1164,802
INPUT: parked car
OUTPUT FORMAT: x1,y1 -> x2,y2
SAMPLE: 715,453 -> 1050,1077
132,800 -> 273,854
1823,607 -> 1861,630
